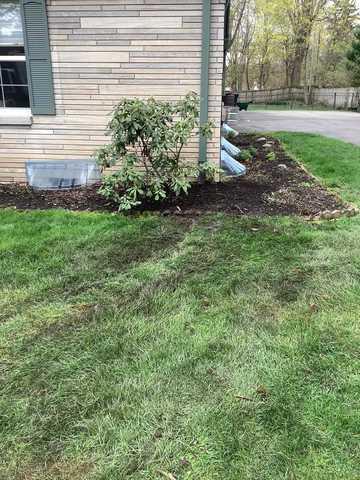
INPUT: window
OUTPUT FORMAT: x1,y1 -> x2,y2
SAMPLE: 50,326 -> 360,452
0,0 -> 30,108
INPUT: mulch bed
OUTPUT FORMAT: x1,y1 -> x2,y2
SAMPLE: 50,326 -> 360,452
0,134 -> 346,217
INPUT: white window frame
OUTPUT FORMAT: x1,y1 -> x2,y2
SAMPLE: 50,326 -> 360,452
0,54 -> 29,109
0,1 -> 30,109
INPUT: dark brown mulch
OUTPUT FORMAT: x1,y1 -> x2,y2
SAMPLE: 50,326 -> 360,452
0,183 -> 111,213
0,134 -> 345,217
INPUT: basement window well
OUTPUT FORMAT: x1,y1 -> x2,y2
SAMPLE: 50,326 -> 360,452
26,160 -> 101,190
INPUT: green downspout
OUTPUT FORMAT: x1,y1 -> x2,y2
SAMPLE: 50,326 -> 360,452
199,0 -> 212,166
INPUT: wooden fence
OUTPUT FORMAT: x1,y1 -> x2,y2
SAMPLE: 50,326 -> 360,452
237,87 -> 360,110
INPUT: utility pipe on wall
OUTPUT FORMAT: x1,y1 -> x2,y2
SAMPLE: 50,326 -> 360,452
199,0 -> 212,166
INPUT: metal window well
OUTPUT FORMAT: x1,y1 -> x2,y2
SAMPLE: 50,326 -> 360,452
26,160 -> 101,190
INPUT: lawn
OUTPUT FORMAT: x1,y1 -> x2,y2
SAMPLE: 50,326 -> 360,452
0,134 -> 360,480
273,132 -> 360,207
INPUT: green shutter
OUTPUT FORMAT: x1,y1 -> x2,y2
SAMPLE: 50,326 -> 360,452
20,0 -> 55,115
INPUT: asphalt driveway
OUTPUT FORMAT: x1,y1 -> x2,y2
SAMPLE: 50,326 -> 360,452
228,110 -> 360,145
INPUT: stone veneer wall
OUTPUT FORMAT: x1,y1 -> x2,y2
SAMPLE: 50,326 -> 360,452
0,0 -> 225,182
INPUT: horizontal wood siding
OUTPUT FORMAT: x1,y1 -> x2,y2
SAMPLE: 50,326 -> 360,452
0,0 -> 225,182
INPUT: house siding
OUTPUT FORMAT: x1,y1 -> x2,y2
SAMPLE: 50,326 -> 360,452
0,0 -> 225,183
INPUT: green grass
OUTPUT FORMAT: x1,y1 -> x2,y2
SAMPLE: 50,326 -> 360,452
1,134 -> 360,479
273,132 -> 360,206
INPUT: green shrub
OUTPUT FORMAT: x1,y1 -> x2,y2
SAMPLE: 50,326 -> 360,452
96,93 -> 215,211
249,147 -> 258,156
237,149 -> 252,161
266,151 -> 276,161
199,161 -> 222,182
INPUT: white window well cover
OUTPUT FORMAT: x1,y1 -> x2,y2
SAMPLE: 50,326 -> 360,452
26,160 -> 101,190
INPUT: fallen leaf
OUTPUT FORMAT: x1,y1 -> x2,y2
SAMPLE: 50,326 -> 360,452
309,303 -> 318,313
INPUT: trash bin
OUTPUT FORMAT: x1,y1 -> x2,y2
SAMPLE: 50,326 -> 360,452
223,93 -> 239,107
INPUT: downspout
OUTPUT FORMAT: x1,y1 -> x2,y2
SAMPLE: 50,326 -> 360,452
199,0 -> 212,166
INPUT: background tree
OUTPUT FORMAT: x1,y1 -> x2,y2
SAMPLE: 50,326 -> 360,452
226,0 -> 359,91
315,0 -> 358,86
284,0 -> 327,87
226,0 -> 256,91
346,25 -> 360,85
251,0 -> 282,89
